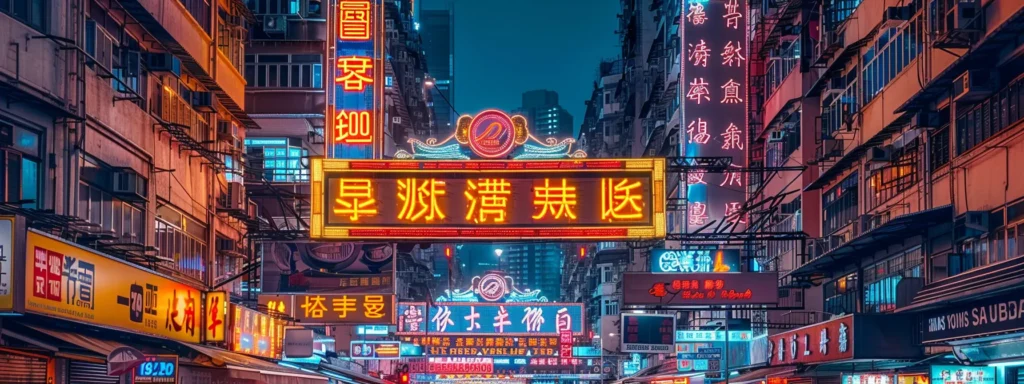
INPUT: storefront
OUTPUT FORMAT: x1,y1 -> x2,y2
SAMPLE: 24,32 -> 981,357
759,315 -> 922,384
919,290 -> 1024,384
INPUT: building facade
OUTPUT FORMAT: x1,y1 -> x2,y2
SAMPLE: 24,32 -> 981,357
515,90 -> 575,138
505,242 -> 564,301
419,6 -> 456,138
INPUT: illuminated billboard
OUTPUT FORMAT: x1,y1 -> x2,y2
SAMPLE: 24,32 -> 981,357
623,272 -> 779,307
328,0 -> 384,158
651,249 -> 741,273
310,158 -> 666,240
397,302 -> 585,336
682,0 -> 749,229
400,335 -> 562,357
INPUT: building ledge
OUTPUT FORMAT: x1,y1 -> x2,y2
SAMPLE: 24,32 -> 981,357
898,255 -> 1024,313
791,205 -> 952,277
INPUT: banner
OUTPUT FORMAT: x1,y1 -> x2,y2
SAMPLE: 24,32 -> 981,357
24,230 -> 202,343
229,303 -> 285,359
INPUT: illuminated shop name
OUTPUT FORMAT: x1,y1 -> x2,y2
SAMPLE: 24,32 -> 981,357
649,278 -> 753,301
927,298 -> 1024,333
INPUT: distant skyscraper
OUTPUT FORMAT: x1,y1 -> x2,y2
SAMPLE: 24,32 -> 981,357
515,90 -> 575,138
505,243 -> 563,300
420,6 -> 456,138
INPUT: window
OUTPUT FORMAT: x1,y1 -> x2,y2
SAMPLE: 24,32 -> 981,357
179,0 -> 211,33
765,39 -> 800,98
1,124 -> 42,208
956,77 -> 1024,155
862,16 -> 924,105
218,9 -> 247,75
865,139 -> 919,209
214,237 -> 243,293
863,247 -> 923,313
155,206 -> 208,283
821,70 -> 859,138
245,54 -> 323,88
822,172 -> 859,235
1,0 -> 46,31
765,123 -> 800,168
823,273 -> 858,315
823,0 -> 864,31
930,125 -> 951,170
244,138 -> 310,182
77,182 -> 145,243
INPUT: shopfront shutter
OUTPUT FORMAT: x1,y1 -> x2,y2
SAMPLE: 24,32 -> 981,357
69,360 -> 122,384
0,352 -> 49,383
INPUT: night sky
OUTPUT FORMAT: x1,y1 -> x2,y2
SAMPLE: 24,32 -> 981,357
421,0 -> 621,137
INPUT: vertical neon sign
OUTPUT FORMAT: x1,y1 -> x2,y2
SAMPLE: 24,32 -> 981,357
682,0 -> 748,230
328,0 -> 385,159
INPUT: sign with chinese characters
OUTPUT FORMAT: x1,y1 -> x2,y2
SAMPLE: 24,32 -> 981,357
329,0 -> 383,158
681,0 -> 749,231
620,314 -> 676,353
651,249 -> 740,273
923,291 -> 1024,343
930,366 -> 994,384
310,158 -> 666,241
766,315 -> 853,366
230,303 -> 286,359
559,331 -> 573,358
350,341 -> 400,359
260,242 -> 394,294
623,272 -> 779,307
133,355 -> 178,384
397,302 -> 585,335
356,324 -> 390,335
844,374 -> 894,384
258,293 -> 395,325
401,335 -> 562,357
412,357 -> 495,374
676,330 -> 753,342
0,216 -> 13,311
23,230 -> 202,343
204,291 -> 227,342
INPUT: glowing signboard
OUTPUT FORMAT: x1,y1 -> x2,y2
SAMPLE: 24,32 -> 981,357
931,366 -> 994,384
623,272 -> 779,307
329,0 -> 383,158
400,335 -> 562,357
439,272 -> 547,303
651,249 -> 740,273
621,314 -> 676,353
397,302 -> 585,335
258,293 -> 395,325
682,0 -> 749,230
230,303 -> 286,359
350,341 -> 401,359
310,158 -> 666,240
133,355 -> 178,384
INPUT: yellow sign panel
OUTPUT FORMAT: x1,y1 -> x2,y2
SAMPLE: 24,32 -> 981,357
205,291 -> 227,342
24,231 -> 202,343
1,216 -> 14,311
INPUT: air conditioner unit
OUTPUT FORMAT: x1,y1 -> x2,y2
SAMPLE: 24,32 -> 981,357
192,92 -> 216,113
217,121 -> 238,141
964,211 -> 989,233
146,53 -> 181,76
868,145 -> 893,163
768,130 -> 786,143
821,138 -> 843,157
913,110 -> 940,128
953,70 -> 992,103
952,0 -> 981,30
227,181 -> 246,211
263,15 -> 288,35
111,168 -> 147,201
882,6 -> 912,26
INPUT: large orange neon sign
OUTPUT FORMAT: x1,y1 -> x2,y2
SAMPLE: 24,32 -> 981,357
310,158 -> 666,240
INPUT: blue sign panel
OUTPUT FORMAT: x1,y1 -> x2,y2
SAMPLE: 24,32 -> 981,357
652,249 -> 741,273
397,302 -> 585,335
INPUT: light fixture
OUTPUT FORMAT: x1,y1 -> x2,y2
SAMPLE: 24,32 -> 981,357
495,249 -> 503,258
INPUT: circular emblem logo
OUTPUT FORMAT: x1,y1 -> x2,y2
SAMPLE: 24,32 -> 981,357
467,110 -> 517,158
475,273 -> 508,302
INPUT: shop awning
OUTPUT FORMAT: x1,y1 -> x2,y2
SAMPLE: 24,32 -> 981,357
318,363 -> 386,384
730,366 -> 801,384
181,343 -> 329,384
791,205 -> 952,277
897,255 -> 1024,314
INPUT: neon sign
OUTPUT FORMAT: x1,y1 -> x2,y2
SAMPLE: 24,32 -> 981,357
395,110 -> 586,160
329,0 -> 382,157
651,249 -> 740,273
397,302 -> 585,336
438,272 -> 548,303
310,158 -> 666,241
682,0 -> 749,230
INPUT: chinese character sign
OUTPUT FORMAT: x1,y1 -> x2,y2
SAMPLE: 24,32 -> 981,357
766,315 -> 854,366
311,158 -> 666,241
400,336 -> 562,357
397,303 -> 585,335
651,249 -> 741,273
230,303 -> 286,359
623,272 -> 779,307
682,0 -> 748,231
258,293 -> 395,325
23,231 -> 201,343
205,291 -> 227,342
330,0 -> 382,158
